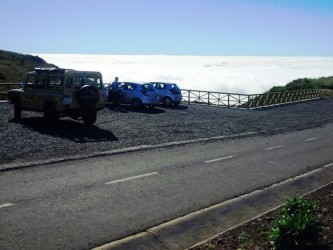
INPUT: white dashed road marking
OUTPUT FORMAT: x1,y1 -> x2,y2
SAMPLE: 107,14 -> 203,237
0,203 -> 14,209
264,145 -> 286,150
205,155 -> 235,163
305,138 -> 318,142
105,172 -> 158,185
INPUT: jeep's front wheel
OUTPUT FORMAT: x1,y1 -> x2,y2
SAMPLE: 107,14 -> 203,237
82,111 -> 97,126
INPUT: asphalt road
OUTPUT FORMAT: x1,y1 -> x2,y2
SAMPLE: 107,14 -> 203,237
1,123 -> 333,250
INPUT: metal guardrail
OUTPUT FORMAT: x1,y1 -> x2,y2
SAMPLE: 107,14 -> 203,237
181,89 -> 321,109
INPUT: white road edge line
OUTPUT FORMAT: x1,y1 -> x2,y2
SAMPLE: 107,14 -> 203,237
105,172 -> 158,185
205,155 -> 235,163
265,145 -> 286,150
0,203 -> 14,209
305,137 -> 318,142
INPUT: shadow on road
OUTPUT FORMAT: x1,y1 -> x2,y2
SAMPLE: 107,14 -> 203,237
105,103 -> 166,114
156,104 -> 188,110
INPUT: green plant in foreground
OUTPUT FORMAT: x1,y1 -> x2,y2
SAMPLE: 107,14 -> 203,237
269,197 -> 320,249
238,231 -> 252,249
202,242 -> 215,250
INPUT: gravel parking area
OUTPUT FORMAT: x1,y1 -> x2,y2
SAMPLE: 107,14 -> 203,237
1,99 -> 333,167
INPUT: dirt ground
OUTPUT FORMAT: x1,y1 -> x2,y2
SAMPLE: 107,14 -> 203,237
193,183 -> 333,250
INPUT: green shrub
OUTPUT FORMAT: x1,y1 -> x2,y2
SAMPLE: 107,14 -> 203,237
315,76 -> 333,90
269,197 -> 320,249
268,76 -> 333,94
238,231 -> 252,249
268,86 -> 288,93
286,78 -> 314,91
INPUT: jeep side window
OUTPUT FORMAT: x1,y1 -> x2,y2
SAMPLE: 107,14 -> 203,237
25,76 -> 36,89
86,78 -> 94,85
49,77 -> 63,90
74,77 -> 95,89
97,78 -> 102,89
37,77 -> 47,89
75,77 -> 85,89
65,78 -> 73,88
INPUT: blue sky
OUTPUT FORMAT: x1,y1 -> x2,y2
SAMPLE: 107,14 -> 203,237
1,0 -> 333,56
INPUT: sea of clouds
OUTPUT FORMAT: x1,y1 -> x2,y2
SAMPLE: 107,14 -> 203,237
38,54 -> 333,94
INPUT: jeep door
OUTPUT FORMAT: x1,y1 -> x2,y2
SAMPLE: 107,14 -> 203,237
21,75 -> 45,111
63,77 -> 73,106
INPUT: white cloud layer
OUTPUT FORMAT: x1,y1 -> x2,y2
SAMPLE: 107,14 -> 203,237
38,54 -> 333,94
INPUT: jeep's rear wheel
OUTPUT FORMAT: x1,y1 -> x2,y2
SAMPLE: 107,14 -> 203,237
44,104 -> 59,125
76,85 -> 100,108
82,111 -> 97,126
14,101 -> 22,120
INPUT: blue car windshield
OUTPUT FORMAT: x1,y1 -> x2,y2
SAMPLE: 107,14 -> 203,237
171,84 -> 180,90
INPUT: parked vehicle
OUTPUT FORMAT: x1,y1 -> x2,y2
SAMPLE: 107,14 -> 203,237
8,67 -> 105,125
107,82 -> 159,108
149,82 -> 182,106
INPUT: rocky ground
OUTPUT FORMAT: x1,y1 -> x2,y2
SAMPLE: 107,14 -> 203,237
1,99 -> 333,167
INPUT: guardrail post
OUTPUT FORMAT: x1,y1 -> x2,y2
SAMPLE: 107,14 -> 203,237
247,95 -> 250,109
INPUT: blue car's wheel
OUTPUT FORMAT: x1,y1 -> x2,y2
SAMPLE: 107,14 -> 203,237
132,98 -> 143,108
163,97 -> 172,106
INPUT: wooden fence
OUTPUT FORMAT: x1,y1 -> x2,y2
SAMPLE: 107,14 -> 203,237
181,89 -> 321,109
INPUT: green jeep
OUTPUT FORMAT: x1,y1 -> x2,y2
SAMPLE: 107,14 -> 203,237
8,67 -> 105,126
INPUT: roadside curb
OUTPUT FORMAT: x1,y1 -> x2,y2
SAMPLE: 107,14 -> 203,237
93,163 -> 333,250
0,132 -> 257,172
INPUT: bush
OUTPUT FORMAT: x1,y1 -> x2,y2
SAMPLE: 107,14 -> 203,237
269,197 -> 320,249
268,76 -> 333,94
268,86 -> 288,93
286,78 -> 314,91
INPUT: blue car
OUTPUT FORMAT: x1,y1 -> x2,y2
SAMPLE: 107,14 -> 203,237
149,82 -> 182,106
106,82 -> 159,108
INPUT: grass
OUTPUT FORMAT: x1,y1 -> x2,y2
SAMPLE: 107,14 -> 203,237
0,49 -> 55,83
320,89 -> 333,99
0,49 -> 56,100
